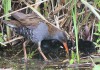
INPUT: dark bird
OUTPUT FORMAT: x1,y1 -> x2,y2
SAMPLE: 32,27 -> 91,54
41,39 -> 64,53
78,39 -> 96,55
2,11 -> 69,61
41,39 -> 66,59
41,39 -> 76,58
67,39 -> 96,56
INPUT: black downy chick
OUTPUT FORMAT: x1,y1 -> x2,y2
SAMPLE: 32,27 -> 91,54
78,39 -> 96,55
41,39 -> 66,59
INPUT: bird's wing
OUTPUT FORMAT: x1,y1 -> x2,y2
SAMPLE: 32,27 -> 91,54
10,11 -> 43,27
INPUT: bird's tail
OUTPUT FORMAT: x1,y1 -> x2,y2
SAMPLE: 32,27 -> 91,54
1,19 -> 17,28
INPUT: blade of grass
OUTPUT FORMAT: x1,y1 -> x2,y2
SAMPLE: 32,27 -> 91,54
2,0 -> 11,40
72,0 -> 80,63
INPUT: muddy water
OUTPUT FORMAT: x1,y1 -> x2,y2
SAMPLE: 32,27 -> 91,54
0,55 -> 100,70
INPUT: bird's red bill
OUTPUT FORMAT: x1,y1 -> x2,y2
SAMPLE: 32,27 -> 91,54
63,42 -> 69,53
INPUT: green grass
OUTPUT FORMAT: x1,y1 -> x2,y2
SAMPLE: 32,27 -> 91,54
72,0 -> 79,63
2,0 -> 11,40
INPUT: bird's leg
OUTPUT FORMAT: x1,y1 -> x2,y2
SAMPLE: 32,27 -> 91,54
38,42 -> 48,61
23,40 -> 29,62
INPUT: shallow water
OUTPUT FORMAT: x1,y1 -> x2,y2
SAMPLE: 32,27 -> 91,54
0,55 -> 100,70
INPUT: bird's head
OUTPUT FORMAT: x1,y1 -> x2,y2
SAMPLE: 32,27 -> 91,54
46,23 -> 69,54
